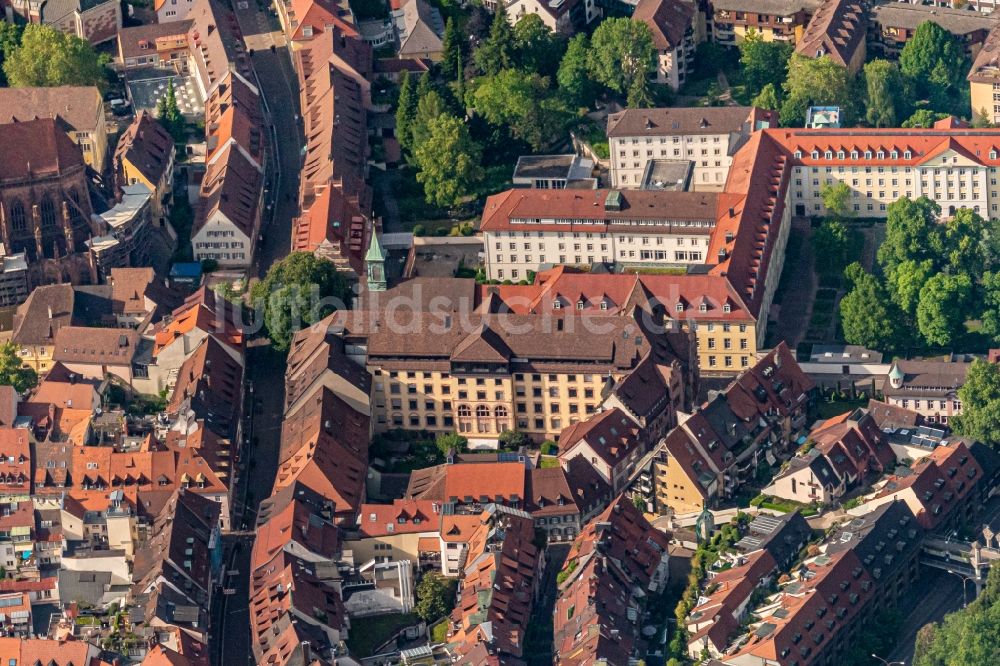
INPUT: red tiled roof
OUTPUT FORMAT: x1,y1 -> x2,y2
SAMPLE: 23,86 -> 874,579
356,499 -> 442,537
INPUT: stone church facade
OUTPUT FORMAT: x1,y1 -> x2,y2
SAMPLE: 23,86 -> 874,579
0,119 -> 101,287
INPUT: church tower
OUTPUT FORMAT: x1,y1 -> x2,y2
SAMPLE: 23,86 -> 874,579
365,232 -> 386,292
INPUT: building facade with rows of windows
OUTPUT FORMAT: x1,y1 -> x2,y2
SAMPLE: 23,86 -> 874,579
606,106 -> 777,190
329,278 -> 698,443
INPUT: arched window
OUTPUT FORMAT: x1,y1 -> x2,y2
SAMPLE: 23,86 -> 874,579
9,201 -> 25,232
494,406 -> 508,417
69,190 -> 83,222
457,404 -> 471,417
40,197 -> 56,227
476,404 -> 491,433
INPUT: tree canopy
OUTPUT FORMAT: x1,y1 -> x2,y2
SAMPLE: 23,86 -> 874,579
250,253 -> 351,351
864,59 -> 911,128
739,29 -> 792,101
470,69 -> 570,151
0,342 -> 37,394
4,24 -> 106,89
513,14 -> 564,79
781,54 -> 854,127
838,264 -> 902,351
557,34 -> 595,107
415,573 -> 456,623
916,273 -> 973,347
474,11 -> 515,76
902,109 -> 949,128
899,20 -> 969,116
913,555 -> 1000,665
414,113 -> 483,207
952,360 -> 1000,447
588,18 -> 655,108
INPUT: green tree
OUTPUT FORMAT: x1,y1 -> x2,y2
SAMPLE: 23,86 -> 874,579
878,196 -> 945,274
839,264 -> 901,351
498,430 -> 530,450
471,69 -> 571,151
514,14 -> 564,78
973,108 -> 995,128
739,29 -> 793,100
557,34 -> 595,107
414,573 -> 455,622
951,360 -> 1000,447
435,432 -> 468,457
410,90 -> 449,149
864,59 -> 911,127
942,208 -> 998,278
812,219 -> 851,276
820,181 -> 853,220
0,21 -> 23,87
157,79 -> 185,143
0,342 -> 37,394
781,54 -> 854,127
886,258 -> 934,318
588,18 -> 655,107
474,11 -> 515,76
899,21 -> 968,115
751,83 -> 780,112
981,272 -> 1000,343
4,24 -> 106,89
916,272 -> 973,347
395,70 -> 418,152
414,113 -> 484,207
913,542 -> 1000,666
441,17 -> 461,82
416,69 -> 432,98
249,252 -> 351,351
902,108 -> 949,128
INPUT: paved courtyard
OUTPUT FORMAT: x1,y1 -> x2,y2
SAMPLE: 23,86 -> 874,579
126,69 -> 204,117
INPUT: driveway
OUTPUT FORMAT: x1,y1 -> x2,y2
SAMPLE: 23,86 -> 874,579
770,217 -> 816,350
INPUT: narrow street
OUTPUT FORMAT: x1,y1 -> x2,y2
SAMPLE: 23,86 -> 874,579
211,2 -> 303,664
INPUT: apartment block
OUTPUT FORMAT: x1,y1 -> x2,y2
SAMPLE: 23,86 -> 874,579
969,26 -> 1000,124
652,343 -> 815,515
330,276 -> 697,442
870,2 -> 994,59
607,106 -> 774,189
710,0 -> 820,46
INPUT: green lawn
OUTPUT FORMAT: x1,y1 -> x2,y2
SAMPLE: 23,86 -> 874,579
539,456 -> 561,469
815,398 -> 868,420
346,612 -> 419,658
430,618 -> 449,643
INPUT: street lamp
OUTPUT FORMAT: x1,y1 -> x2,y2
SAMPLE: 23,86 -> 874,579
871,654 -> 905,666
947,569 -> 974,608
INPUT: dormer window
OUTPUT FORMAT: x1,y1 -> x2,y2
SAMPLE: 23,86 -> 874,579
576,300 -> 584,310
837,150 -> 845,159
851,150 -> 858,159
600,300 -> 608,310
676,303 -> 684,312
991,150 -> 998,160
811,150 -> 819,159
553,300 -> 561,309
890,150 -> 898,159
824,150 -> 833,159
864,150 -> 872,159
876,150 -> 885,159
723,303 -> 731,313
794,150 -> 802,159
904,150 -> 912,159
699,303 -> 708,312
